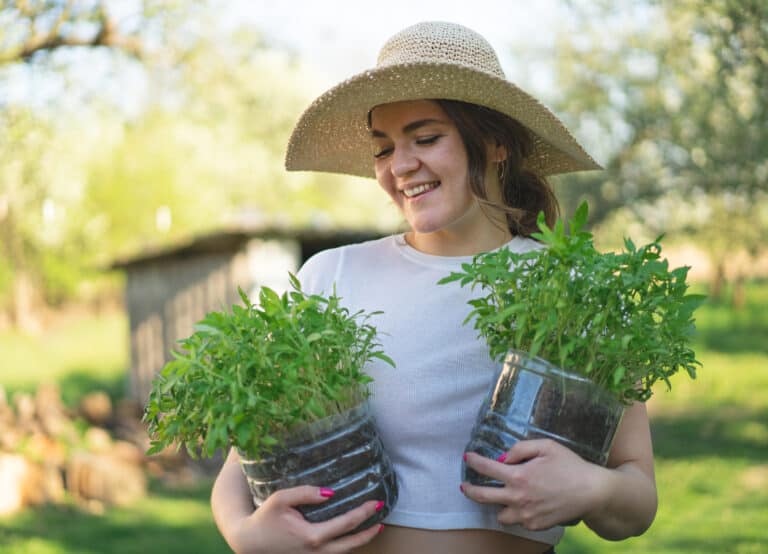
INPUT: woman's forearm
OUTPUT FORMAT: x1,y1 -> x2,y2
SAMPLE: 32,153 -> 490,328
583,461 -> 658,540
211,449 -> 255,548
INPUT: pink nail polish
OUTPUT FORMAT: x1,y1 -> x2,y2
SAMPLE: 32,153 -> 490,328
459,484 -> 465,493
497,452 -> 508,463
463,452 -> 468,462
378,524 -> 385,534
375,500 -> 385,512
319,488 -> 335,498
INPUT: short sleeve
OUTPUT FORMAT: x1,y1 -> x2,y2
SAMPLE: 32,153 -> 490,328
296,247 -> 344,296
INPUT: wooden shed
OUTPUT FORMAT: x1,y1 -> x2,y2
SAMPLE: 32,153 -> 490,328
111,227 -> 384,404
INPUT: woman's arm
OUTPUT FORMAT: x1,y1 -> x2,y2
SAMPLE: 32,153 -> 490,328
580,401 -> 657,539
211,449 -> 260,550
211,448 -> 384,553
461,401 -> 657,540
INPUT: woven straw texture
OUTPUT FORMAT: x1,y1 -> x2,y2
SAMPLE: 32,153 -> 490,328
285,21 -> 601,178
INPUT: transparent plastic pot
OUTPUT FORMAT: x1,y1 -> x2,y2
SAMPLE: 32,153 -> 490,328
463,349 -> 625,489
239,402 -> 398,531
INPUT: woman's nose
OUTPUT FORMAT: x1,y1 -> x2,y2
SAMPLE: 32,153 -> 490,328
391,146 -> 420,177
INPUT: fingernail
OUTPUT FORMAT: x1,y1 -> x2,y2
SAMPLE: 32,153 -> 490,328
378,524 -> 385,534
459,484 -> 465,493
319,488 -> 335,498
497,452 -> 508,463
375,500 -> 385,512
463,452 -> 468,462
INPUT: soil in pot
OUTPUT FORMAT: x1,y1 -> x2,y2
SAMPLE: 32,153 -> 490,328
239,403 -> 398,532
463,349 -> 625,488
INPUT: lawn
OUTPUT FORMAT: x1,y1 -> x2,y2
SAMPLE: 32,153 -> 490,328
0,479 -> 228,554
1,282 -> 766,553
560,281 -> 768,554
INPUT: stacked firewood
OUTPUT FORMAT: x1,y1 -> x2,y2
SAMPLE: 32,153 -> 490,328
0,383 -> 160,516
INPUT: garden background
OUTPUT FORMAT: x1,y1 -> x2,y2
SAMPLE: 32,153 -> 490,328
1,1 -> 766,552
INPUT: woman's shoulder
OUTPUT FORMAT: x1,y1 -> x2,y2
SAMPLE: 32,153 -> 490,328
297,235 -> 396,294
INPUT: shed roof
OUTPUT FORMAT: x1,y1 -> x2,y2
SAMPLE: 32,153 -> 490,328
110,226 -> 387,269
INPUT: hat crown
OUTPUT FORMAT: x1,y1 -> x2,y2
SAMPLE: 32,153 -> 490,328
376,21 -> 506,79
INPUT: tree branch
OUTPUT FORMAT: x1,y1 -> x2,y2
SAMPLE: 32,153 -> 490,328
0,2 -> 144,65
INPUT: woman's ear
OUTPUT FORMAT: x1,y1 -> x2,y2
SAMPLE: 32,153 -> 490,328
489,141 -> 507,163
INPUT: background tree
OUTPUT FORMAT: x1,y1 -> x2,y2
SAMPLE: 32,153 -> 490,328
0,1 -> 398,329
0,0 -> 144,65
550,0 -> 768,302
0,0 -> 167,328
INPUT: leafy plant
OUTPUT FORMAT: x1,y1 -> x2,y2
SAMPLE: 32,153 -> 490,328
144,274 -> 394,458
439,202 -> 704,404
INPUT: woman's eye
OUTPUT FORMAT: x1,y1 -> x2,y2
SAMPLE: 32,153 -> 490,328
373,147 -> 393,159
416,135 -> 442,145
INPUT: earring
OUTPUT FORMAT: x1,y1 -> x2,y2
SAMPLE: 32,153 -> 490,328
498,160 -> 508,183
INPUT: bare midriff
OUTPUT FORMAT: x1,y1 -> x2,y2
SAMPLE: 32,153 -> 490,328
354,525 -> 552,554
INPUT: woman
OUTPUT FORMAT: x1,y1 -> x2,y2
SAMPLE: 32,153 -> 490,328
211,21 -> 657,554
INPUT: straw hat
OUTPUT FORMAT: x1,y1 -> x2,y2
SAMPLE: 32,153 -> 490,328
285,21 -> 601,178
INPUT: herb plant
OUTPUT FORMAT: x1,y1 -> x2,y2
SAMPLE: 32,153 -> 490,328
144,274 -> 394,458
439,202 -> 704,404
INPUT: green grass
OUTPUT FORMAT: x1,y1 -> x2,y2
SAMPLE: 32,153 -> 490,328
691,281 -> 768,355
0,311 -> 129,406
1,283 -> 767,553
559,283 -> 768,553
0,480 -> 228,554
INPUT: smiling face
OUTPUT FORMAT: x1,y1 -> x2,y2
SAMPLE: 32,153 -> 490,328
369,100 -> 510,255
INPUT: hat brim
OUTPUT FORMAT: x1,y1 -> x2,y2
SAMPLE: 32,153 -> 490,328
285,62 -> 602,179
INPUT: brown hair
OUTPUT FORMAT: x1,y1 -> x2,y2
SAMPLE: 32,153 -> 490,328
434,99 -> 559,237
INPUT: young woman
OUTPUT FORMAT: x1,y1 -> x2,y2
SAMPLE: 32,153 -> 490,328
211,21 -> 657,554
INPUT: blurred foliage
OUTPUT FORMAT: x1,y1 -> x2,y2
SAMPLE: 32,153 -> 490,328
0,1 -> 397,324
0,0 -> 143,64
551,0 -> 768,295
9,0 -> 764,321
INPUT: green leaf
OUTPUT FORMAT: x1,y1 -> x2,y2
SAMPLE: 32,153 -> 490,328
571,201 -> 589,233
613,366 -> 626,385
288,272 -> 302,291
143,270 -> 394,459
371,352 -> 396,367
193,323 -> 221,334
436,205 -> 703,404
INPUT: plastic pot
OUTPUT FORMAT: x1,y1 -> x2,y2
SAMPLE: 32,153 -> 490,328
239,402 -> 397,531
463,349 -> 625,488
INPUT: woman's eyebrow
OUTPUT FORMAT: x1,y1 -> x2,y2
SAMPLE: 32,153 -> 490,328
370,118 -> 447,138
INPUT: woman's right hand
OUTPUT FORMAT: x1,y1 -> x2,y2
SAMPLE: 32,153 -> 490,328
227,485 -> 384,554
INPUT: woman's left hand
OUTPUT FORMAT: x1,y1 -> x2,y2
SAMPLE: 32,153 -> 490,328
461,439 -> 606,531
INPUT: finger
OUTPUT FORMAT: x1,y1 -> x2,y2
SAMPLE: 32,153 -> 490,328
463,451 -> 514,483
496,505 -> 522,526
326,521 -> 384,553
460,480 -> 510,506
309,499 -> 383,544
504,439 -> 550,464
269,485 -> 335,508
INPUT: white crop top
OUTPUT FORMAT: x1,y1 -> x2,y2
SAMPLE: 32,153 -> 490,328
297,234 -> 563,545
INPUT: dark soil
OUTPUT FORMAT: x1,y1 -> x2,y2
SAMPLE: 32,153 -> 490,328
239,406 -> 397,531
463,360 -> 624,488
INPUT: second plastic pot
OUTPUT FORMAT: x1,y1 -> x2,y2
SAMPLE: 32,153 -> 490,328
463,349 -> 625,488
239,402 -> 398,531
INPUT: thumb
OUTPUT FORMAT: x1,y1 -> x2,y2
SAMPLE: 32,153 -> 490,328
268,485 -> 336,509
503,439 -> 548,464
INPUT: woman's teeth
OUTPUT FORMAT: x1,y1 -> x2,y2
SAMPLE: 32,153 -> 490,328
404,181 -> 440,198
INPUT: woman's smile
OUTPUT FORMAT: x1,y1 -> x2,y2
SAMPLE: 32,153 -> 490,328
369,99 -> 510,255
401,181 -> 441,198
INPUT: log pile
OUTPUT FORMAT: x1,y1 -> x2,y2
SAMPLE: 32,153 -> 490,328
0,383 -> 171,516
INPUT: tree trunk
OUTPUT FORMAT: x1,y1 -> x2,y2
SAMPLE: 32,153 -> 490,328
732,276 -> 746,310
709,262 -> 726,302
1,204 -> 41,332
11,270 -> 41,332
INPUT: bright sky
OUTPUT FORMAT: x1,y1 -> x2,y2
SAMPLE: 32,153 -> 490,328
227,0 -> 570,95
